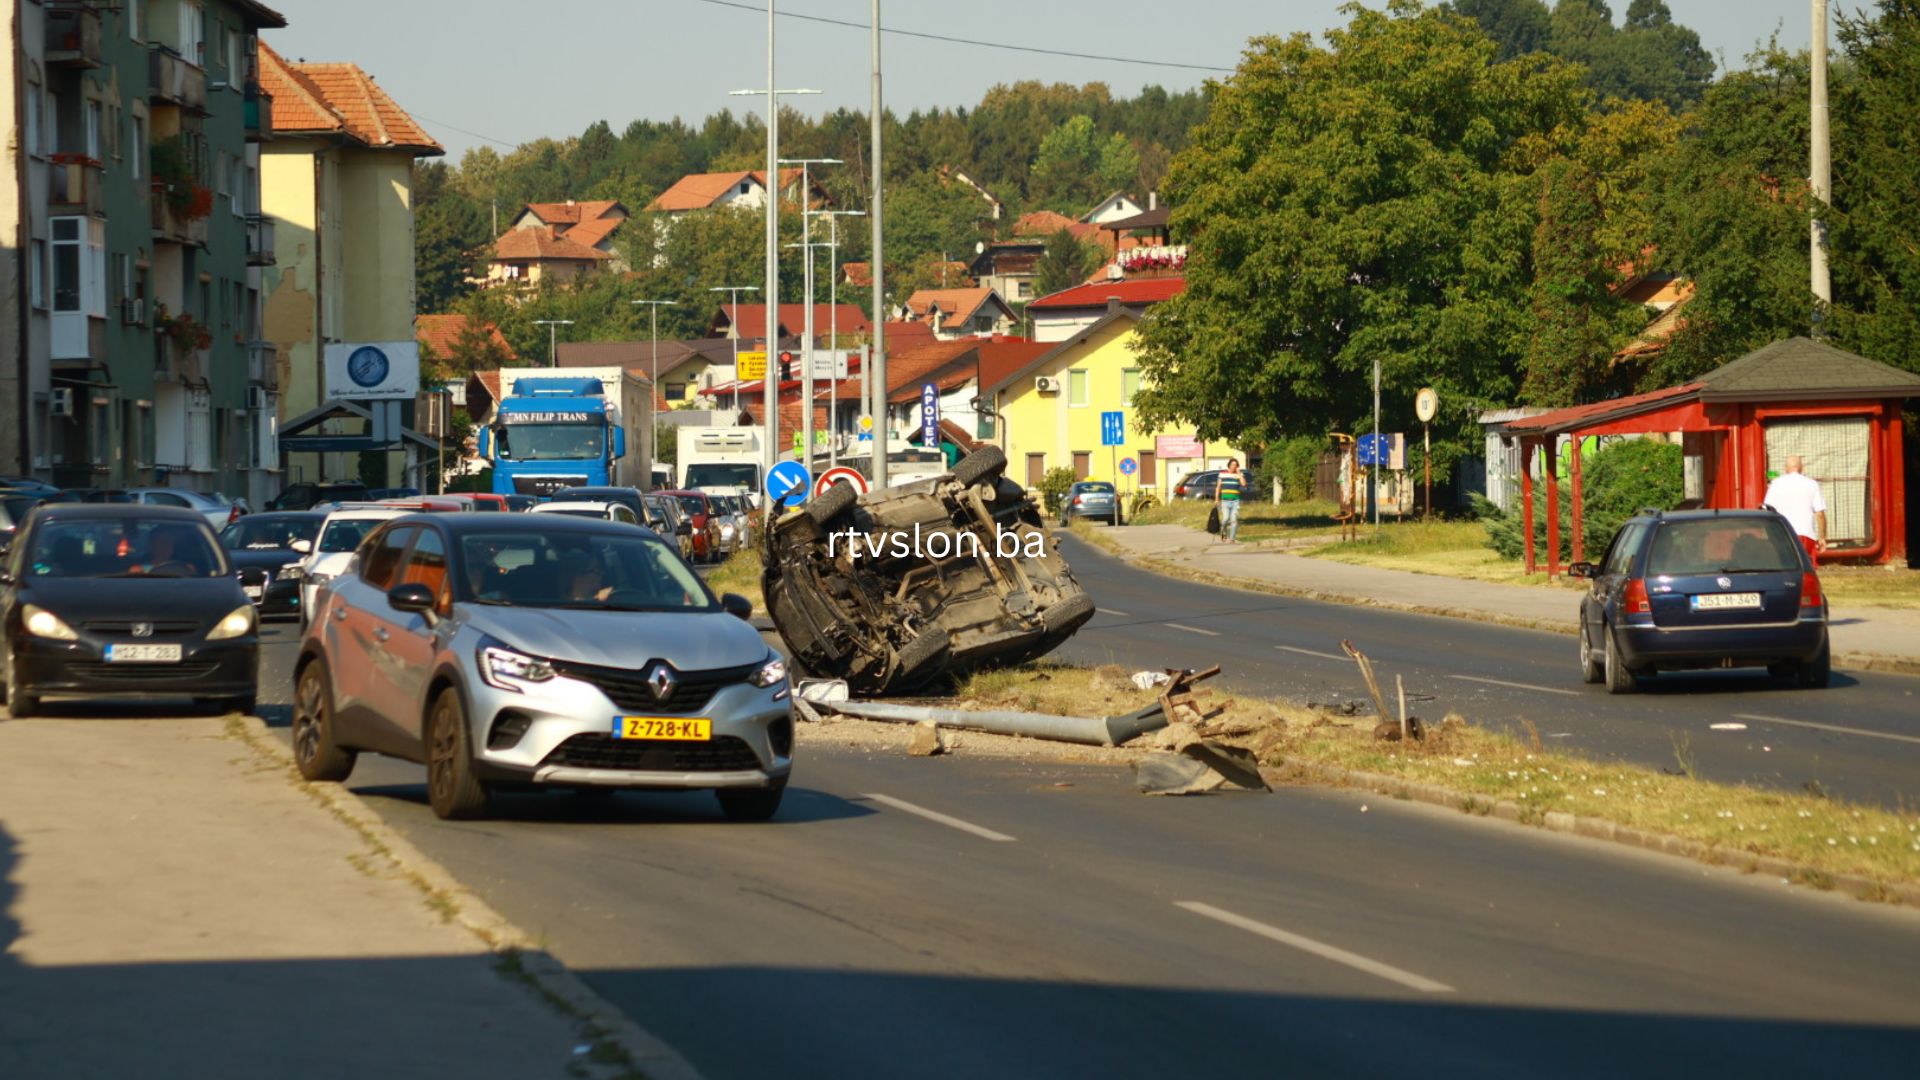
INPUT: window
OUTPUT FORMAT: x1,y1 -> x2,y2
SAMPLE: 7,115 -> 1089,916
399,529 -> 450,605
51,218 -> 82,313
664,382 -> 687,401
738,182 -> 750,195
144,491 -> 191,508
1068,368 -> 1089,407
226,26 -> 240,78
1121,368 -> 1142,406
111,254 -> 130,307
85,100 -> 103,160
29,241 -> 46,310
130,115 -> 146,180
216,149 -> 229,198
1015,280 -> 1030,299
360,526 -> 416,591
180,1 -> 205,64
25,84 -> 42,158
1073,451 -> 1091,480
130,0 -> 145,42
90,399 -> 112,464
231,156 -> 245,215
107,103 -> 122,159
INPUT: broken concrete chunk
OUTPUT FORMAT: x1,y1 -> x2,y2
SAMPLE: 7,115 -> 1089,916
908,720 -> 945,757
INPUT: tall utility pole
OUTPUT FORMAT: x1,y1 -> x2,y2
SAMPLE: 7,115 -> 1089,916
709,286 -> 758,420
1810,0 -> 1832,338
532,320 -> 573,367
780,157 -> 841,474
869,0 -> 888,490
816,209 -> 865,468
630,300 -> 677,393
1371,355 -> 1381,531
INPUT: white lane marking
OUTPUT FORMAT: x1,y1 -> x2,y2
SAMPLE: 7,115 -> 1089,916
864,793 -> 1016,842
1166,622 -> 1221,637
1097,607 -> 1132,618
1277,645 -> 1348,662
1176,901 -> 1454,994
1734,714 -> 1920,747
1446,674 -> 1582,697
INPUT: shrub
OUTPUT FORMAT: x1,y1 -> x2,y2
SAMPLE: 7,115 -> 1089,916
1039,466 -> 1076,514
1478,438 -> 1683,561
1258,436 -> 1325,502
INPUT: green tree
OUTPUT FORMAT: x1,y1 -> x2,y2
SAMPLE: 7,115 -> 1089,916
1447,0 -> 1552,59
1029,115 -> 1138,213
1831,0 -> 1920,371
1034,228 -> 1101,297
414,184 -> 490,312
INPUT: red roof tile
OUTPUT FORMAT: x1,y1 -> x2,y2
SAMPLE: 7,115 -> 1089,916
716,303 -> 871,342
976,338 -> 1052,390
259,42 -> 441,154
904,287 -> 1000,325
416,314 -> 517,361
494,227 -> 613,262
523,199 -> 622,226
1012,210 -> 1079,237
644,169 -> 811,212
1026,277 -> 1186,311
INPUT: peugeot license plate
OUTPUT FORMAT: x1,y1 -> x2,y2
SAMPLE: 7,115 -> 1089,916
105,643 -> 183,663
1690,592 -> 1761,611
615,717 -> 711,741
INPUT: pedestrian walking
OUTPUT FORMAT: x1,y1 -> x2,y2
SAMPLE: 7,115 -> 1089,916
1215,458 -> 1246,543
1762,454 -> 1827,561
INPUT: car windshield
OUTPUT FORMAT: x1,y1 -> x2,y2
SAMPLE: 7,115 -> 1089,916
684,463 -> 759,493
461,531 -> 711,610
26,519 -> 224,578
498,422 -> 604,462
220,516 -> 320,551
544,508 -> 607,519
672,495 -> 707,516
1647,519 -> 1802,576
318,519 -> 382,554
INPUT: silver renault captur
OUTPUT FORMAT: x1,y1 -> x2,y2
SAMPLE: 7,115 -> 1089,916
291,513 -> 791,820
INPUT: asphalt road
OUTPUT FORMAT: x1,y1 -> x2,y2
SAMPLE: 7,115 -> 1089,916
1050,532 -> 1920,808
252,621 -> 1920,1079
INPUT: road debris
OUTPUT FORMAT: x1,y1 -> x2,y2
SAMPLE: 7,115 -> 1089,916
1134,741 -> 1270,796
1130,670 -> 1173,690
814,698 -> 1169,748
908,720 -> 946,757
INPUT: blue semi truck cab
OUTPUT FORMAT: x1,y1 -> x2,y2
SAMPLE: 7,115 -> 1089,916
479,376 -> 628,497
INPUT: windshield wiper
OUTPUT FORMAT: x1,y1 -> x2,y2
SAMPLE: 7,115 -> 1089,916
1716,566 -> 1793,575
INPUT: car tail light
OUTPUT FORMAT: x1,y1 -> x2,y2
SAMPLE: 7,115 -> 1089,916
1071,495 -> 1082,506
1800,572 -> 1824,610
1623,578 -> 1652,614
228,505 -> 241,525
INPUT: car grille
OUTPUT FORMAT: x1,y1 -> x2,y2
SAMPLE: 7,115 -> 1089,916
512,475 -> 588,496
81,620 -> 202,637
548,660 -> 760,714
539,734 -> 762,772
66,661 -> 221,683
238,568 -> 274,587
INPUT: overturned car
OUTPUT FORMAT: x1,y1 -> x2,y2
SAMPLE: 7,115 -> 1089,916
761,447 -> 1096,694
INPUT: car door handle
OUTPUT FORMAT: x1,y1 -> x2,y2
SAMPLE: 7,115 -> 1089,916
373,627 -> 390,643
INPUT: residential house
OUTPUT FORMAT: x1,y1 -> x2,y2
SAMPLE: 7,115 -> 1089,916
416,312 -> 515,405
1081,191 -> 1146,225
257,39 -> 441,489
882,335 -> 1049,444
1025,278 -> 1186,343
510,199 -> 626,256
644,168 -> 827,217
3,0 -> 288,497
555,338 -> 739,410
1099,200 -> 1184,278
710,303 -> 870,345
486,226 -> 611,287
900,287 -> 1016,340
985,300 -> 1239,496
968,239 -> 1046,304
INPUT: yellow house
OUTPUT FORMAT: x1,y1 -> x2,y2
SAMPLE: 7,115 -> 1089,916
256,41 -> 441,485
986,304 -> 1243,497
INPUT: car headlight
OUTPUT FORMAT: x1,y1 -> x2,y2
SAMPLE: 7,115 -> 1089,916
721,523 -> 737,539
22,604 -> 77,641
207,605 -> 257,640
749,655 -> 786,688
480,645 -> 554,692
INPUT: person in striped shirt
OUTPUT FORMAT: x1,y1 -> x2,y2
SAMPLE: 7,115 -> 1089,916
1215,458 -> 1246,543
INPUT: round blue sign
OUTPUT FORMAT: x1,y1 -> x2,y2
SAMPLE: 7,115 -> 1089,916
1119,456 -> 1138,476
346,346 -> 391,389
768,460 -> 812,508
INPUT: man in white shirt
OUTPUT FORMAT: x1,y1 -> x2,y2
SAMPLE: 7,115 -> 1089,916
1763,455 -> 1827,556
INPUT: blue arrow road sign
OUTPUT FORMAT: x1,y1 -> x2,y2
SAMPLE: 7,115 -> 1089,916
768,460 -> 812,508
1119,456 -> 1138,476
1100,410 -> 1125,447
921,383 -> 941,448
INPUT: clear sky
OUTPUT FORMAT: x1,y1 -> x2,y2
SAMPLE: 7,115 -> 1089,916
263,0 -> 1830,162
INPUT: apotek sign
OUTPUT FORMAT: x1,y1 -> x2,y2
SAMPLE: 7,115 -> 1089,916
920,383 -> 940,449
323,342 -> 419,400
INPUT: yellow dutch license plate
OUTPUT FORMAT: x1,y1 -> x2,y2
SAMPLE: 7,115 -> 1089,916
615,717 -> 712,741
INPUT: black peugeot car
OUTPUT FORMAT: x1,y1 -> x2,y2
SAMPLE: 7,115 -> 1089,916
219,511 -> 325,619
1,505 -> 259,716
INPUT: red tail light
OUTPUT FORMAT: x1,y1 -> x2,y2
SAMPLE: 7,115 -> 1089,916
1800,572 -> 1824,610
228,505 -> 241,525
1071,495 -> 1082,506
1623,578 -> 1652,614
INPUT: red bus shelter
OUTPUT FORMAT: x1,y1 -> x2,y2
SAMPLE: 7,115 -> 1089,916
1496,337 -> 1920,576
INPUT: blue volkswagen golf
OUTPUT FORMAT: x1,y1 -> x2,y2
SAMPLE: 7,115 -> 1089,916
1572,509 -> 1829,693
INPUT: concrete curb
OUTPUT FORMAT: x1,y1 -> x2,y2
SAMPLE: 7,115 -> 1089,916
1276,759 -> 1920,909
234,717 -> 704,1080
1073,527 -> 1920,677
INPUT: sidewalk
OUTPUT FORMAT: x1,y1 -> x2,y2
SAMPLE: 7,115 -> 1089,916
1091,523 -> 1920,674
0,716 -> 618,1079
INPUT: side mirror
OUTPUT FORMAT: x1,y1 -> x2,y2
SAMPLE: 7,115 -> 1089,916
289,538 -> 312,554
677,521 -> 692,536
720,592 -> 753,620
612,426 -> 627,460
387,582 -> 436,615
1568,562 -> 1597,579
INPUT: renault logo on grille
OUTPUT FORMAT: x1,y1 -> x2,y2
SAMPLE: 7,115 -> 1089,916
131,622 -> 154,638
647,664 -> 678,701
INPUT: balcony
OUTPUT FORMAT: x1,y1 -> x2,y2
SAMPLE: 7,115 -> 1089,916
149,48 -> 208,113
244,86 -> 273,142
49,154 -> 105,216
46,3 -> 104,69
245,214 -> 275,266
151,185 -> 210,247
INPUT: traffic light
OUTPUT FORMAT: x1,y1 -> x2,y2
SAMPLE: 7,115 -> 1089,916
778,351 -> 794,380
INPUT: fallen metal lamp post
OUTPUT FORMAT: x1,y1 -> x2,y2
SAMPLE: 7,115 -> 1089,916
815,699 -> 1170,748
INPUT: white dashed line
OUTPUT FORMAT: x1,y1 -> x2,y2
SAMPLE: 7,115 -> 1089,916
1276,645 -> 1348,662
1166,623 -> 1220,637
1734,714 -> 1920,746
1176,902 -> 1454,993
863,794 -> 1016,842
1097,607 -> 1132,618
1446,675 -> 1583,697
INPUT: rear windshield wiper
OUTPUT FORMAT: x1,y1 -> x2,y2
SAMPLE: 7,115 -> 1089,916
1716,566 -> 1795,574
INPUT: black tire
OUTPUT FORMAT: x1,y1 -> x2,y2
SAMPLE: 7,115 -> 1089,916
1041,592 -> 1097,635
426,688 -> 489,820
952,446 -> 1008,488
292,660 -> 355,782
1604,623 -> 1638,695
1797,636 -> 1831,689
5,662 -> 37,719
894,627 -> 951,678
716,778 -> 787,822
806,480 -> 858,527
1579,619 -> 1605,684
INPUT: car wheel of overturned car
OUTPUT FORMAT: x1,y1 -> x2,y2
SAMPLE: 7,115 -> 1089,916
1604,623 -> 1638,695
1797,636 -> 1831,689
806,480 -> 858,528
426,688 -> 489,820
1041,592 -> 1096,635
1579,620 -> 1605,684
292,659 -> 356,782
952,445 -> 1008,488
894,627 -> 952,680
716,777 -> 787,822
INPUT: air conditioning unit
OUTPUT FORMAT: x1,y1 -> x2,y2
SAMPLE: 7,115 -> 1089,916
248,386 -> 271,410
1035,376 -> 1061,393
49,387 -> 75,418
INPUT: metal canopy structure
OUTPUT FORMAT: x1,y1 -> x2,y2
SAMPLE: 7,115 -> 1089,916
277,399 -> 437,456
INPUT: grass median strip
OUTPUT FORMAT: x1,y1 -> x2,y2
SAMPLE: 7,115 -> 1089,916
708,546 -> 764,613
945,662 -> 1920,903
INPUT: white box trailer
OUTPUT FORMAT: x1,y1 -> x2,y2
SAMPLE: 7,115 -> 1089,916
494,365 -> 654,491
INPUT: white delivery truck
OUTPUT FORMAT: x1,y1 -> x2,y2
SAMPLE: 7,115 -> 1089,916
678,424 -> 765,507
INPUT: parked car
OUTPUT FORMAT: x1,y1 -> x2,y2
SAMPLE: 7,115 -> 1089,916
289,514 -> 790,820
366,488 -> 421,500
529,501 -> 642,526
1572,508 -> 1829,693
0,505 -> 259,716
448,493 -> 511,512
1173,471 -> 1220,500
657,490 -> 725,563
124,488 -> 245,529
219,511 -> 326,619
0,477 -> 70,499
642,494 -> 695,561
268,482 -> 373,512
711,494 -> 751,553
552,485 -> 648,520
502,495 -> 539,513
1058,481 -> 1121,527
1,494 -> 49,541
291,507 -> 415,629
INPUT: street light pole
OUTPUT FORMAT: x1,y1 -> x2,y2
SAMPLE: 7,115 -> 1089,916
630,300 -> 677,394
1810,0 -> 1832,338
781,158 -> 842,476
812,209 -> 865,469
532,319 -> 574,367
708,285 -> 758,423
869,0 -> 888,490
